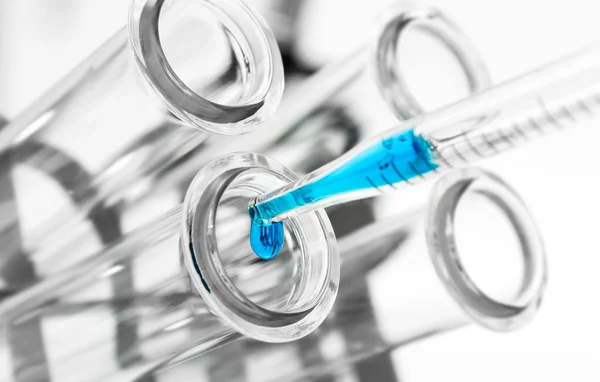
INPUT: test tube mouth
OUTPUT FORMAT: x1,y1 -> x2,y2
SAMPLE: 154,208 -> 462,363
426,167 -> 547,331
129,0 -> 284,135
181,153 -> 339,343
372,4 -> 490,119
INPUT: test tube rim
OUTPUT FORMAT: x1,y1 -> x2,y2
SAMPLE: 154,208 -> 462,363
180,152 -> 339,343
426,167 -> 547,332
373,3 -> 491,119
128,0 -> 284,135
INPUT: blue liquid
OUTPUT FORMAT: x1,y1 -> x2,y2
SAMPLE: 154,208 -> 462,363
248,129 -> 437,258
249,220 -> 284,260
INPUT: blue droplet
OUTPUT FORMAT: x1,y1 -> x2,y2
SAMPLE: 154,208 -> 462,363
249,220 -> 284,259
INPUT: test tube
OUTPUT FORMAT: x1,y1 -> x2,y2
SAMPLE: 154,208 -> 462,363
0,153 -> 339,382
0,0 -> 284,283
149,166 -> 547,382
0,4 -> 284,375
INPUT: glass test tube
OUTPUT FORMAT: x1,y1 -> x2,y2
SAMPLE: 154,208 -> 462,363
0,153 -> 339,382
0,0 -> 284,286
0,3 -> 284,381
152,166 -> 547,382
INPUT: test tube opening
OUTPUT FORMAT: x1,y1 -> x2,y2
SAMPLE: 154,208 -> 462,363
453,179 -> 525,303
426,167 -> 547,331
373,4 -> 490,119
129,0 -> 284,133
181,152 -> 339,343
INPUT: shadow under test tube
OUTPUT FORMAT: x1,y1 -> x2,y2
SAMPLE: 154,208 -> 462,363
154,166 -> 547,382
0,153 -> 339,382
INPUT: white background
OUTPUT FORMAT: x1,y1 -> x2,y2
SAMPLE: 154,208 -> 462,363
1,0 -> 599,380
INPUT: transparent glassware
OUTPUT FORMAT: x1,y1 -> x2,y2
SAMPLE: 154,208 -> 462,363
0,0 -> 284,290
0,153 -> 339,382
0,2 -> 489,302
0,4 -> 487,380
145,166 -> 547,382
247,2 -> 489,159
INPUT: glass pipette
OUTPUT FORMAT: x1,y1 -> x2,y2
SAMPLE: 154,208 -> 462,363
249,42 -> 600,230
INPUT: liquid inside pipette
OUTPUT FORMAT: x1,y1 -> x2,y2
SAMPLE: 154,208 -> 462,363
248,129 -> 438,258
